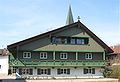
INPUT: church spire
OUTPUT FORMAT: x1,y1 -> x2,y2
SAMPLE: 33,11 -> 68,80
66,5 -> 74,25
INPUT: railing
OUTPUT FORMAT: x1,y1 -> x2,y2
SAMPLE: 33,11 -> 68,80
9,59 -> 106,67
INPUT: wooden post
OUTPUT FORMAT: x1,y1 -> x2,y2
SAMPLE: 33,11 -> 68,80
53,51 -> 55,60
76,52 -> 78,60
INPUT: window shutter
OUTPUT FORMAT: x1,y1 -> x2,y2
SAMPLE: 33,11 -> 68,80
37,69 -> 41,75
83,68 -> 87,74
57,69 -> 60,75
19,68 -> 22,75
67,37 -> 71,44
47,69 -> 51,75
67,69 -> 70,74
84,38 -> 89,44
92,68 -> 95,74
29,69 -> 33,75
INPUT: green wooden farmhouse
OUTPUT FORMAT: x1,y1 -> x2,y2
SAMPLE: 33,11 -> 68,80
7,6 -> 113,79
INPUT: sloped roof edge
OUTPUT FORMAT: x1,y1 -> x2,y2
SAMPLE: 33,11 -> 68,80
7,21 -> 113,53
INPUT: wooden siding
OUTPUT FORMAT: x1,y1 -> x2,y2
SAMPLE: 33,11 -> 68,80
18,27 -> 104,52
17,51 -> 103,60
18,51 -> 53,60
78,52 -> 103,60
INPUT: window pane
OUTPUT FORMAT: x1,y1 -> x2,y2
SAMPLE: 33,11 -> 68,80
57,69 -> 61,75
71,39 -> 76,44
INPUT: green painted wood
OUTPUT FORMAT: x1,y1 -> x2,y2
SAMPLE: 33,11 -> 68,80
33,50 -> 104,53
9,59 -> 106,67
19,27 -> 104,52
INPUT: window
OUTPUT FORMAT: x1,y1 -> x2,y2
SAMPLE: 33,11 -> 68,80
23,52 -> 31,58
37,69 -> 51,75
60,53 -> 67,59
71,38 -> 76,44
12,67 -> 17,73
19,68 -> 33,75
51,36 -> 89,45
57,68 -> 70,75
76,39 -> 85,44
85,53 -> 92,59
83,67 -> 95,74
40,52 -> 47,59
61,38 -> 67,44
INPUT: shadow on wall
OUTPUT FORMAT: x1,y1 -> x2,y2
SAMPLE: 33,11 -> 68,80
1,79 -> 26,82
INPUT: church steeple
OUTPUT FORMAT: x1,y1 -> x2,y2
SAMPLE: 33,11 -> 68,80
66,5 -> 74,25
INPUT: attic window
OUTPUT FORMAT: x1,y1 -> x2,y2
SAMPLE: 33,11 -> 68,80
51,36 -> 89,45
23,52 -> 31,58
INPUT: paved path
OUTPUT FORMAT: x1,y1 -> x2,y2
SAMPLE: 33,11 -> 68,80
1,78 -> 118,82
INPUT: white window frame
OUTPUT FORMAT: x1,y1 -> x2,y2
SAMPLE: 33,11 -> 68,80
40,52 -> 47,59
23,52 -> 31,58
85,53 -> 92,59
84,67 -> 95,74
21,68 -> 31,75
60,53 -> 67,59
71,38 -> 76,44
59,68 -> 70,74
76,39 -> 85,44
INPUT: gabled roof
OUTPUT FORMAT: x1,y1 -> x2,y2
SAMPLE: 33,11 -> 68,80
7,21 -> 113,53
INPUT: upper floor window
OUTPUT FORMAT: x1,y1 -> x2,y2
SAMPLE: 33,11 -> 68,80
51,36 -> 89,45
85,53 -> 92,59
60,53 -> 67,59
23,52 -> 31,58
40,52 -> 47,59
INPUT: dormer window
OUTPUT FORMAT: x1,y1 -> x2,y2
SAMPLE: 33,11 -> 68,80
23,52 -> 31,58
40,52 -> 47,59
76,39 -> 85,44
51,36 -> 89,45
60,53 -> 68,59
71,38 -> 76,44
85,53 -> 92,59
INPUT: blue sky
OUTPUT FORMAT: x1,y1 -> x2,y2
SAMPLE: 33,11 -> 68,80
0,0 -> 119,48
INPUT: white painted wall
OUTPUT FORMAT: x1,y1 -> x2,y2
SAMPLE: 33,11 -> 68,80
0,55 -> 8,75
18,67 -> 103,78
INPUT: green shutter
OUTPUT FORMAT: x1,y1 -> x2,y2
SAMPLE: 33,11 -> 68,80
83,68 -> 87,74
92,68 -> 95,74
57,69 -> 61,75
67,69 -> 70,74
84,38 -> 89,44
37,69 -> 41,75
29,69 -> 33,75
19,68 -> 22,75
47,69 -> 51,75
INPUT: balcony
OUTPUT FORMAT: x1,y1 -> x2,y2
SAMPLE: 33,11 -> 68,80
9,59 -> 106,67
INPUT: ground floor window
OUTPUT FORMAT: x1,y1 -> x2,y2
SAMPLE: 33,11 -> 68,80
57,68 -> 70,75
83,67 -> 95,74
12,67 -> 17,73
19,68 -> 33,75
37,69 -> 51,75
